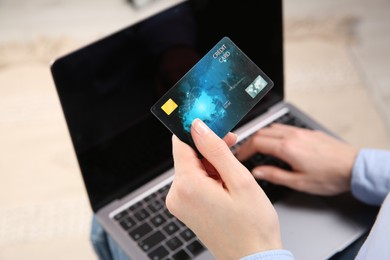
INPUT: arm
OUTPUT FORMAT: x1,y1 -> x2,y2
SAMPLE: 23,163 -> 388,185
235,123 -> 357,196
235,124 -> 390,204
166,119 -> 293,259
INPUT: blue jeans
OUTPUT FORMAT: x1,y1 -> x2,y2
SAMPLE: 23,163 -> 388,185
90,214 -> 366,260
90,215 -> 130,260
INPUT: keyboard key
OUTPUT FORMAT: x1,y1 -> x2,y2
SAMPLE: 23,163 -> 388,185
129,201 -> 143,212
139,230 -> 166,252
119,216 -> 136,231
252,153 -> 267,164
176,219 -> 185,228
148,245 -> 169,260
144,193 -> 157,202
291,118 -> 306,128
172,249 -> 191,260
151,214 -> 166,227
187,240 -> 205,256
134,208 -> 150,222
160,192 -> 168,202
259,180 -> 270,188
114,211 -> 127,221
148,200 -> 164,213
166,236 -> 183,251
129,222 -> 152,240
163,209 -> 173,219
268,158 -> 291,170
158,185 -> 170,194
180,229 -> 195,242
163,221 -> 180,236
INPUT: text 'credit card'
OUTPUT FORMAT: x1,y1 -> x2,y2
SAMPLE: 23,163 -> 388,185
151,37 -> 274,154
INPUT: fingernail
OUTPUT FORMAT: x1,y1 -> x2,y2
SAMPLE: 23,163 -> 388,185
252,169 -> 264,178
192,119 -> 210,136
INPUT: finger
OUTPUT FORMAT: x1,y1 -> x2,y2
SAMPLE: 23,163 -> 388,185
223,132 -> 238,148
269,123 -> 302,131
235,134 -> 283,161
172,133 -> 235,180
191,119 -> 250,190
202,159 -> 221,180
171,135 -> 205,177
199,132 -> 237,180
252,165 -> 302,191
256,126 -> 288,139
257,123 -> 306,139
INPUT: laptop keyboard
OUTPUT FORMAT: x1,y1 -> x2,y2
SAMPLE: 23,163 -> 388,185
233,112 -> 311,203
114,112 -> 310,259
114,184 -> 205,260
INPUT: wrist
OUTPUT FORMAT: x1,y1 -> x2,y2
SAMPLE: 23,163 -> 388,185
214,233 -> 283,260
212,242 -> 284,260
341,147 -> 358,192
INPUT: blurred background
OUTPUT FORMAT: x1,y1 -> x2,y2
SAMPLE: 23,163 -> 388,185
1,0 -> 389,259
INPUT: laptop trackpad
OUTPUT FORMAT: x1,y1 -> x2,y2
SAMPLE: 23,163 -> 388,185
275,192 -> 366,260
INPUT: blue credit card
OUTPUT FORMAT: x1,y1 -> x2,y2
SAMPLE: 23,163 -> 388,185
151,37 -> 273,153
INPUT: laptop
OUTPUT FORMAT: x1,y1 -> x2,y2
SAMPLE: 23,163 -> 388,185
50,0 -> 377,259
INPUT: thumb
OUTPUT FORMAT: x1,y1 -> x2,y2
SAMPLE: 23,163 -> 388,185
252,166 -> 300,190
191,119 -> 251,190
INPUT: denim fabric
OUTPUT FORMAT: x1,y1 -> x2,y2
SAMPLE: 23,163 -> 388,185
90,215 -> 130,260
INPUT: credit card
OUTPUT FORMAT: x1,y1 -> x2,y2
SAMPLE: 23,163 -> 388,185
151,37 -> 273,155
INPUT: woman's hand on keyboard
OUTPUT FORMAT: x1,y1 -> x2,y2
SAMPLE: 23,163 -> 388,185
235,123 -> 357,196
166,119 -> 283,259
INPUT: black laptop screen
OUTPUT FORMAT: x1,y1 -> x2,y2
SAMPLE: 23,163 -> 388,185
51,0 -> 283,212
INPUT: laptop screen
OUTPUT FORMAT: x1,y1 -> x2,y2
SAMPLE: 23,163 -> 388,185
51,0 -> 283,212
